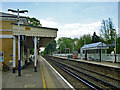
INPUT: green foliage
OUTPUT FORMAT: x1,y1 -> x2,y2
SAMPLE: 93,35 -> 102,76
74,34 -> 92,53
74,38 -> 83,51
27,17 -> 42,27
56,35 -> 92,54
30,49 -> 34,54
57,37 -> 73,53
100,18 -> 116,41
40,51 -> 46,55
44,40 -> 56,55
116,37 -> 120,54
82,34 -> 92,44
100,18 -> 117,53
92,32 -> 102,43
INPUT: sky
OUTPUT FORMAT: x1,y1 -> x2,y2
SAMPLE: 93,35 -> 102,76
1,1 -> 118,40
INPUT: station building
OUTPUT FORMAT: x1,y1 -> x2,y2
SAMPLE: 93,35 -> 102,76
0,12 -> 58,71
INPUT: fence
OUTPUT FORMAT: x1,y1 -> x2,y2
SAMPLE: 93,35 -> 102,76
53,53 -> 120,63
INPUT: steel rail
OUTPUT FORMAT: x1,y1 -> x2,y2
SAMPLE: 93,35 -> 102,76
44,56 -> 120,89
53,57 -> 120,82
52,56 -> 120,82
44,56 -> 103,90
53,58 -> 120,89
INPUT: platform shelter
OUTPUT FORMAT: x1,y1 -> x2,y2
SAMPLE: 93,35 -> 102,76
81,42 -> 109,62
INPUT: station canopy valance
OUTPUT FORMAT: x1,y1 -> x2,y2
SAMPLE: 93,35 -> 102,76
81,42 -> 109,50
11,23 -> 58,47
11,23 -> 58,37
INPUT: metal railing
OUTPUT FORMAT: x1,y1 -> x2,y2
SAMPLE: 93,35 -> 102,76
53,53 -> 120,62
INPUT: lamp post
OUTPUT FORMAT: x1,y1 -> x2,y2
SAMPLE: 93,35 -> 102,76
8,9 -> 28,76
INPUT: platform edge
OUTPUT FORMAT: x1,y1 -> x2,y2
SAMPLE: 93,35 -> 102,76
41,56 -> 75,89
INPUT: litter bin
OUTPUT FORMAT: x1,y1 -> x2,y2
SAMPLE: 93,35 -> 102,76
9,61 -> 13,70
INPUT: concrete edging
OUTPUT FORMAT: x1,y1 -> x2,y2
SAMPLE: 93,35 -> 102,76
41,56 -> 75,89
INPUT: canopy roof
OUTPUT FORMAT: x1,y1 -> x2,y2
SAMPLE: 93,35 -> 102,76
11,23 -> 58,48
81,42 -> 109,50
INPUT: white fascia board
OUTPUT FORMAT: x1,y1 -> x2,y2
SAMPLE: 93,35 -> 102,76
82,47 -> 109,50
0,35 -> 13,38
0,29 -> 13,31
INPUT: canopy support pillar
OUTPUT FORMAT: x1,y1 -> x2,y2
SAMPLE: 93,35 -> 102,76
99,49 -> 102,62
13,36 -> 16,73
85,50 -> 87,60
34,36 -> 37,72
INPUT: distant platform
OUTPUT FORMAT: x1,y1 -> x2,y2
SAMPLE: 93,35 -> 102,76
52,55 -> 120,69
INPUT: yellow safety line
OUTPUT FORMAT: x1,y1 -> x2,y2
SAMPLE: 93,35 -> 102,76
40,63 -> 46,89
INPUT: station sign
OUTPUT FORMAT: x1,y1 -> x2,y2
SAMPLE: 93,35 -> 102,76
25,27 -> 31,30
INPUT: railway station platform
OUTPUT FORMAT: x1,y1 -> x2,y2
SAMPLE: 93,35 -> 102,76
2,56 -> 73,89
52,55 -> 120,69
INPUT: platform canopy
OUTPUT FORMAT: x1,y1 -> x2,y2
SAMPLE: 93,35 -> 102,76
11,23 -> 58,48
81,42 -> 109,50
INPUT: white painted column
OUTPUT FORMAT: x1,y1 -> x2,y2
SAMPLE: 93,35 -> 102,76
13,36 -> 16,73
34,37 -> 37,72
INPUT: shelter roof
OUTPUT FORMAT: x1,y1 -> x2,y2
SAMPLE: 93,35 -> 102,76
81,42 -> 109,50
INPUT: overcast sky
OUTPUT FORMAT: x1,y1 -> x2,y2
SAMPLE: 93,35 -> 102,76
1,1 -> 118,40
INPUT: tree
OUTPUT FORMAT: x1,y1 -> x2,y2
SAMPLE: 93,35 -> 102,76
44,40 -> 56,55
57,37 -> 73,53
82,34 -> 92,45
74,38 -> 83,52
100,18 -> 116,53
75,34 -> 92,53
116,37 -> 120,54
100,18 -> 116,42
92,32 -> 102,43
27,17 -> 42,27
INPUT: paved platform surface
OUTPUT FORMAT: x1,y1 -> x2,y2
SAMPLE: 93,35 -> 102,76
0,70 -> 2,90
2,56 -> 73,89
53,55 -> 120,69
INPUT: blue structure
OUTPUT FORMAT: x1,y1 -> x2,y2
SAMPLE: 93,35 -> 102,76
81,42 -> 109,62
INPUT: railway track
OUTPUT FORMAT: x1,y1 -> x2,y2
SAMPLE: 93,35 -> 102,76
43,56 -> 120,89
52,56 -> 120,82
